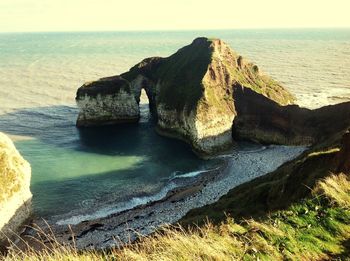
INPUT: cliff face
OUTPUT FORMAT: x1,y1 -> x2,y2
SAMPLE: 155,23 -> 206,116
76,38 -> 294,155
232,85 -> 350,146
76,76 -> 140,126
0,132 -> 32,245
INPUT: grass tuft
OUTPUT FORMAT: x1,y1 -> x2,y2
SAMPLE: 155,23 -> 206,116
2,173 -> 350,260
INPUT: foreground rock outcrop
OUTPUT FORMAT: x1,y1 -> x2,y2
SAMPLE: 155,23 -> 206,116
0,133 -> 32,247
76,37 -> 294,155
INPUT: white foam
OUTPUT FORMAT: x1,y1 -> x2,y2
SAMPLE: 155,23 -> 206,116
171,170 -> 207,179
171,167 -> 220,180
56,167 -> 217,225
55,182 -> 178,225
216,146 -> 267,159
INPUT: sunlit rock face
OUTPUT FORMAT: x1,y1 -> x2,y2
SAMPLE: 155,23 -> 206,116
76,76 -> 141,127
0,132 -> 32,245
76,38 -> 294,156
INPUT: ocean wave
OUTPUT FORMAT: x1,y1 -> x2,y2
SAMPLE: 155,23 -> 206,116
55,181 -> 178,225
55,166 -> 217,225
239,146 -> 268,154
170,168 -> 220,180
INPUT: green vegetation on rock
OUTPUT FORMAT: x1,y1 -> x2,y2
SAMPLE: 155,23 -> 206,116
120,37 -> 295,112
75,37 -> 296,154
154,38 -> 212,112
76,76 -> 132,98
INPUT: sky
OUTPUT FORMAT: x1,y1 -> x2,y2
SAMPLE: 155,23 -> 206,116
0,0 -> 350,32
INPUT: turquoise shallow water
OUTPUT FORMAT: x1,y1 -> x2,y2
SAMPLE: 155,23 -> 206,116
0,29 -> 349,218
0,103 -> 219,217
1,105 -> 217,217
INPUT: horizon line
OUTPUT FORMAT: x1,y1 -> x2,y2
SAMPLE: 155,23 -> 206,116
1,27 -> 350,34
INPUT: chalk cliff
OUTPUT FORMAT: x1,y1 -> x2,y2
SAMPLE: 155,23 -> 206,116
76,38 -> 294,155
0,133 -> 32,246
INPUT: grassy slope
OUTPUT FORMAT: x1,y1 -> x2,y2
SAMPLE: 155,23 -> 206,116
117,38 -> 213,113
219,55 -> 295,106
145,38 -> 294,111
154,39 -> 212,112
4,173 -> 350,260
4,131 -> 350,260
181,130 -> 346,225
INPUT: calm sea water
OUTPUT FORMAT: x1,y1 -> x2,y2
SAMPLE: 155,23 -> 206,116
0,29 -> 349,218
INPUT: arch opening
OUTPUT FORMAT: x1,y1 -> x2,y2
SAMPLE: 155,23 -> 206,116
139,89 -> 151,123
136,78 -> 157,123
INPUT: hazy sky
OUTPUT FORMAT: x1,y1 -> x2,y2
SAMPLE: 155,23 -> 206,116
1,0 -> 350,32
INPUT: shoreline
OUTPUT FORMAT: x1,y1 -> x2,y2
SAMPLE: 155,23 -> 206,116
52,164 -> 223,226
20,145 -> 305,250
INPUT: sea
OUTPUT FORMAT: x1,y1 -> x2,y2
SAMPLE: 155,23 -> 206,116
0,29 -> 349,220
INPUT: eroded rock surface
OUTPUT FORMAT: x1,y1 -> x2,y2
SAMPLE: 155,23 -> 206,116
0,132 -> 32,246
76,76 -> 140,126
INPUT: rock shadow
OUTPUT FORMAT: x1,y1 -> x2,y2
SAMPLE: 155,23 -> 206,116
0,105 -> 198,159
232,84 -> 350,145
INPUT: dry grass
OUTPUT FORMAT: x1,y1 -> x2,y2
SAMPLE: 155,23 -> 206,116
2,172 -> 350,260
313,173 -> 350,208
